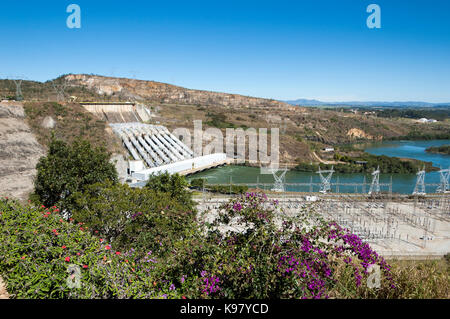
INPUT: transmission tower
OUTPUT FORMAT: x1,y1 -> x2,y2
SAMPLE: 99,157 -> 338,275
316,165 -> 334,194
413,167 -> 426,195
7,75 -> 25,101
271,166 -> 288,192
281,118 -> 287,135
13,79 -> 23,101
52,78 -> 68,102
368,166 -> 380,195
436,167 -> 450,193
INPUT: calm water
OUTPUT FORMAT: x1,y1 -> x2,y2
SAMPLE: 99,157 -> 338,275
187,140 -> 450,194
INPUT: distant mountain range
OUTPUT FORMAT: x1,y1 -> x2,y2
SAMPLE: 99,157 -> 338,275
285,98 -> 450,108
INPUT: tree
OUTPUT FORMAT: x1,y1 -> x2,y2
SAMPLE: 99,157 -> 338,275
32,137 -> 118,214
145,172 -> 195,210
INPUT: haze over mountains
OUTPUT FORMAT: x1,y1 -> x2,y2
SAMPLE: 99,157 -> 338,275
285,99 -> 450,108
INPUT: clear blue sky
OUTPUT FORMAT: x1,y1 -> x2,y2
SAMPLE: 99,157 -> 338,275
1,0 -> 449,102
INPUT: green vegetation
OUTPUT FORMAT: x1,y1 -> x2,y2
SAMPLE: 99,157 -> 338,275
0,77 -> 101,102
190,178 -> 249,194
31,137 -> 118,214
295,152 -> 436,174
145,172 -> 195,210
0,198 -> 169,298
373,108 -> 450,122
205,112 -> 238,129
389,130 -> 450,141
0,136 -> 448,299
72,181 -> 197,256
426,145 -> 450,155
2,192 -> 448,299
23,101 -> 121,151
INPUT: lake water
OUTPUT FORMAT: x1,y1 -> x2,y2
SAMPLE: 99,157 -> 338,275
187,140 -> 450,194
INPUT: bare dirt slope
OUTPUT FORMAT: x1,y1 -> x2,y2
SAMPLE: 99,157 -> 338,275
64,74 -> 292,109
0,101 -> 45,200
0,276 -> 9,299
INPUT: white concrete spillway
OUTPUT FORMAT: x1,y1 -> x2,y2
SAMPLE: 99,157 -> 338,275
110,122 -> 228,181
132,153 -> 228,181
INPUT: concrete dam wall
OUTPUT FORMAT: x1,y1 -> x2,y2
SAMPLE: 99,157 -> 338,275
81,103 -> 151,123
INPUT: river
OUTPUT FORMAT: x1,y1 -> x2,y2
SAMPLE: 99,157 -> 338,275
187,140 -> 450,194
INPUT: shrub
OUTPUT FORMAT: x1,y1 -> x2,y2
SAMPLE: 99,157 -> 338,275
0,198 -> 177,298
71,181 -> 198,257
145,172 -> 195,211
159,192 -> 396,299
1,193 -> 447,299
190,178 -> 206,189
32,137 -> 118,215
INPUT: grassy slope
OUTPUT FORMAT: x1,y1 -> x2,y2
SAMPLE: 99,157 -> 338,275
23,101 -> 123,154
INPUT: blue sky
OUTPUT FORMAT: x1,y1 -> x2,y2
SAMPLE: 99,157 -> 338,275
0,0 -> 449,102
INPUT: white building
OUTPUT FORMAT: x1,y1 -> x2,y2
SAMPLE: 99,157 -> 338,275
418,118 -> 437,123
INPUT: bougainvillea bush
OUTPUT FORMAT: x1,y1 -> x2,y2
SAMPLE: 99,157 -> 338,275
159,192 -> 397,299
1,192 -> 445,299
0,197 -> 183,298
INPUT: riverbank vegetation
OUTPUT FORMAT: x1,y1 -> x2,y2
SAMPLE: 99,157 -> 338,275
295,152 -> 437,174
426,145 -> 450,155
388,130 -> 450,141
0,137 -> 448,299
190,178 -> 248,194
370,108 -> 450,122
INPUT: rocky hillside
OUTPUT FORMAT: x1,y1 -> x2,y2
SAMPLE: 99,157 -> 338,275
0,101 -> 45,200
1,74 -> 449,170
63,74 -> 292,109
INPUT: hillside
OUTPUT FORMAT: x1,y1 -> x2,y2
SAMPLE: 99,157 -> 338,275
0,101 -> 45,200
0,74 -> 291,109
1,74 -> 449,168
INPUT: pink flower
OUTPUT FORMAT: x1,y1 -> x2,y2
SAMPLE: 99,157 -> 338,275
65,257 -> 70,262
105,245 -> 111,250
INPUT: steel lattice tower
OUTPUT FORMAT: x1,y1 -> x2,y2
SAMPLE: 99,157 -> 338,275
368,166 -> 380,195
316,166 -> 334,194
436,167 -> 450,193
271,167 -> 288,192
413,167 -> 426,195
